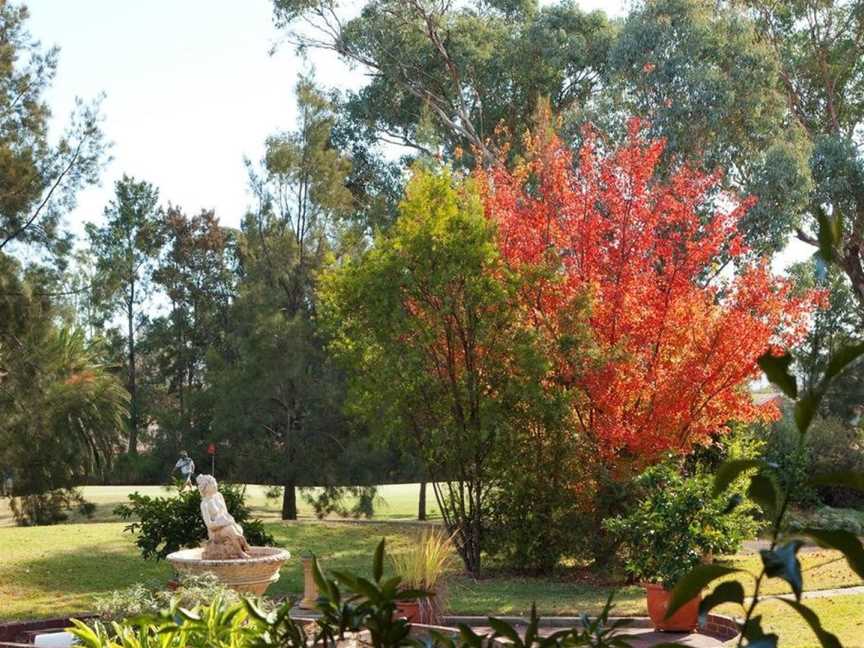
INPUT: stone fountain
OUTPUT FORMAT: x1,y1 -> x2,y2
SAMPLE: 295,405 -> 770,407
167,474 -> 290,596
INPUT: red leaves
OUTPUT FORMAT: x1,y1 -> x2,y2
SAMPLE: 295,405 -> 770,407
479,123 -> 815,459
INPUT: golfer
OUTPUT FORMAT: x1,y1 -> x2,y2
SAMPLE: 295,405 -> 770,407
172,450 -> 196,490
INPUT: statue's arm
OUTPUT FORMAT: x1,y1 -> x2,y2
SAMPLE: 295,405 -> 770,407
200,500 -> 216,530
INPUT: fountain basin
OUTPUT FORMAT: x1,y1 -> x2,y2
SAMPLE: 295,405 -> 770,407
167,546 -> 290,596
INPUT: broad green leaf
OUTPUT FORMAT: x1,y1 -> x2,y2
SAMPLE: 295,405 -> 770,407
748,474 -> 779,519
757,352 -> 798,398
794,391 -> 820,435
311,556 -> 335,601
815,206 -> 838,264
666,564 -> 742,619
780,600 -> 842,648
801,528 -> 864,580
698,581 -> 745,623
488,617 -> 522,647
457,623 -> 484,648
713,459 -> 763,497
427,629 -> 457,648
821,341 -> 864,386
743,615 -> 779,648
809,470 -> 864,492
242,598 -> 272,623
760,541 -> 804,601
373,537 -> 385,582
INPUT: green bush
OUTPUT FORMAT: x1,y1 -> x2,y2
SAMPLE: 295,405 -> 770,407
10,488 -> 95,526
788,506 -> 864,536
758,411 -> 864,508
603,462 -> 759,589
71,540 -> 632,648
115,482 -> 275,560
808,418 -> 864,508
93,573 -> 242,623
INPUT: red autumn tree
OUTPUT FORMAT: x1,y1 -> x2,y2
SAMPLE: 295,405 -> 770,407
480,120 -> 815,460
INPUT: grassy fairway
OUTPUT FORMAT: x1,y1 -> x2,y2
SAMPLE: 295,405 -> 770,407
1,520 -> 863,646
0,520 -> 644,621
1,488 -> 862,646
0,483 -> 439,527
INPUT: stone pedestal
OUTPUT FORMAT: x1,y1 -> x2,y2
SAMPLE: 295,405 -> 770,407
299,553 -> 319,609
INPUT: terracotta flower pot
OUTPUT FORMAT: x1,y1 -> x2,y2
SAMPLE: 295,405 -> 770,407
395,599 -> 422,624
645,583 -> 700,632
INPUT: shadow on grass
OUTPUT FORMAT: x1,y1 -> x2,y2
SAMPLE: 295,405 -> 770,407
1,520 -> 646,620
0,543 -> 172,596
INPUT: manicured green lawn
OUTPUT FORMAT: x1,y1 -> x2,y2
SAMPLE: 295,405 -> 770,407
0,520 -> 644,621
2,487 -> 862,646
716,595 -> 864,648
2,518 -> 863,647
756,595 -> 864,648
0,483 -> 439,527
722,551 -> 864,596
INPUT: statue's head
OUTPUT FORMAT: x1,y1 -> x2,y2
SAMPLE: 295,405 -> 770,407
196,474 -> 217,496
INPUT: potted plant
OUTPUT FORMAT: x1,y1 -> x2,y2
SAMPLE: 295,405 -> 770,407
390,528 -> 454,624
603,462 -> 758,631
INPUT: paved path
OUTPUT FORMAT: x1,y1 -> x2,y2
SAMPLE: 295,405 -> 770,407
461,625 -> 723,647
746,584 -> 864,603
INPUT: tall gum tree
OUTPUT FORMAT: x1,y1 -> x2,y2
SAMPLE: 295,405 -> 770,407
86,176 -> 163,455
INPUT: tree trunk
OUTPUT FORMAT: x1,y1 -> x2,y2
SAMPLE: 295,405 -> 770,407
127,297 -> 138,455
281,480 -> 297,520
418,480 -> 427,521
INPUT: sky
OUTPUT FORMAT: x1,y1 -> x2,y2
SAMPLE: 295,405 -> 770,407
27,0 -> 809,270
28,0 -> 624,235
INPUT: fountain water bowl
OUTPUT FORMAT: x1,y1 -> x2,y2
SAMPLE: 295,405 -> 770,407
167,546 -> 291,596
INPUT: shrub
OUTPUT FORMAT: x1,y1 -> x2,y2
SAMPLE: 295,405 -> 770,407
93,574 -> 242,623
70,540 -> 633,648
115,482 -> 275,560
808,417 -> 864,508
603,462 -> 759,588
787,506 -> 864,536
10,488 -> 95,526
759,412 -> 864,507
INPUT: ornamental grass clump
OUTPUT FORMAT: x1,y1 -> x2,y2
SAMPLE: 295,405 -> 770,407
390,528 -> 455,623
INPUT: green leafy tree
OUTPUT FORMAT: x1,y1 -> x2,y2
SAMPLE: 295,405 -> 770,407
321,166 -> 564,574
207,77 -> 354,520
611,0 -> 864,305
0,256 -> 128,522
604,0 -> 810,255
788,259 -> 863,418
0,1 -> 106,255
86,176 -> 163,454
273,0 -> 614,165
149,208 -> 235,448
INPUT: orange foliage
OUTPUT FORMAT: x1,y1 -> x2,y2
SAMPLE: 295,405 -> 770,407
479,120 -> 816,459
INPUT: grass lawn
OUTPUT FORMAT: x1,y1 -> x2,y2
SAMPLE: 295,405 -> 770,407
0,520 -> 645,621
1,486 -> 862,646
0,483 -> 439,527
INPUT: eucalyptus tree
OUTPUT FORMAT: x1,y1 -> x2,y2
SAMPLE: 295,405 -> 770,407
607,0 -> 864,305
0,1 -> 106,256
86,176 -> 163,454
272,0 -> 614,166
149,208 -> 235,446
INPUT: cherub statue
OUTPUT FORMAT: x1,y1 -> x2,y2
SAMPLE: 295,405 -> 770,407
196,474 -> 251,559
